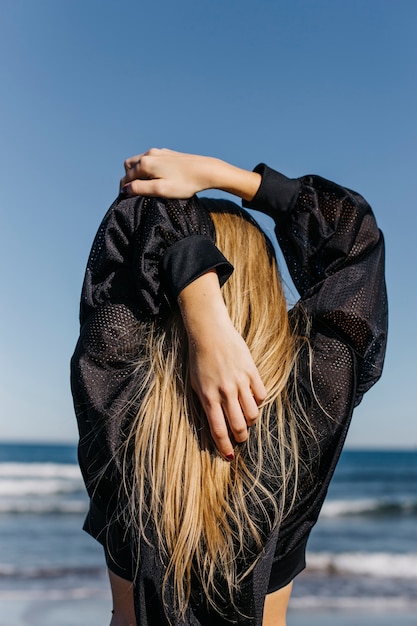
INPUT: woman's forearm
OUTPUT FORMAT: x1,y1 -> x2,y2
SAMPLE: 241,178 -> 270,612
120,149 -> 262,201
178,270 -> 266,460
202,158 -> 262,201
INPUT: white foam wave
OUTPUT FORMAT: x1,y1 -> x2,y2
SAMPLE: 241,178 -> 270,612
321,497 -> 417,517
321,498 -> 379,516
0,463 -> 83,498
290,595 -> 417,611
0,499 -> 87,514
0,462 -> 81,479
0,587 -> 110,600
0,564 -> 105,579
0,478 -> 83,496
306,552 -> 417,579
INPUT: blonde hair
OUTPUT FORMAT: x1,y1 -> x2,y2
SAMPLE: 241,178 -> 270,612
119,209 -> 307,620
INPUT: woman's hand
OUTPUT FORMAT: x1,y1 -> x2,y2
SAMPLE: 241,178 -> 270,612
120,148 -> 261,202
178,271 -> 266,460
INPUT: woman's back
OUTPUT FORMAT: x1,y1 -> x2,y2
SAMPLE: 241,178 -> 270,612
72,151 -> 387,625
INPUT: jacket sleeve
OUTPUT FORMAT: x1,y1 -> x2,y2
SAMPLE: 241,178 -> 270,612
80,194 -> 233,324
244,164 -> 388,402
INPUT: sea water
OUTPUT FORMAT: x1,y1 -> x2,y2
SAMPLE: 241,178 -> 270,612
0,444 -> 416,611
291,449 -> 417,611
0,443 -> 108,601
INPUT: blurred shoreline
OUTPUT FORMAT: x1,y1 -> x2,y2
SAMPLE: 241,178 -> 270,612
1,597 -> 417,626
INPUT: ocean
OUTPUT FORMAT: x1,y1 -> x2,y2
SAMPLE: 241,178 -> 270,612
0,443 -> 416,619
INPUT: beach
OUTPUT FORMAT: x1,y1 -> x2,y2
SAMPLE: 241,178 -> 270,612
0,443 -> 416,625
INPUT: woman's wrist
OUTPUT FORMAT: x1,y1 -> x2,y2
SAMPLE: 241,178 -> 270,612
208,159 -> 262,201
177,270 -> 229,343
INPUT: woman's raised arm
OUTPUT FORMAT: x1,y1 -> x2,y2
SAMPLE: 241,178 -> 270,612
119,148 -> 266,459
178,270 -> 266,460
120,148 -> 262,201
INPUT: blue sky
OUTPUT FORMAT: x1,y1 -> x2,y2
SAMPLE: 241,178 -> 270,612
1,0 -> 416,447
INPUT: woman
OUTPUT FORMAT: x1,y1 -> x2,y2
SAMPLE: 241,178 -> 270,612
71,149 -> 387,625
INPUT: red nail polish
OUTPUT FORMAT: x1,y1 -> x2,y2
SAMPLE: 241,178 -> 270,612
225,453 -> 234,461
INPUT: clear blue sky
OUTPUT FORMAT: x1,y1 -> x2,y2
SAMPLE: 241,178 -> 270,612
1,0 -> 416,447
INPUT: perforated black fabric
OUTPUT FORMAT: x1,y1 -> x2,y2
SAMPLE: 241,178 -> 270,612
71,166 -> 387,625
246,166 -> 387,400
80,195 -> 231,324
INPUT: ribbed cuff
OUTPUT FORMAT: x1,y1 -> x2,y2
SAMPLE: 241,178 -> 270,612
161,235 -> 234,302
243,163 -> 301,222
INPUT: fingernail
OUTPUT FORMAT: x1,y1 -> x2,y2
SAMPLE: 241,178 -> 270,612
120,184 -> 131,195
225,453 -> 234,462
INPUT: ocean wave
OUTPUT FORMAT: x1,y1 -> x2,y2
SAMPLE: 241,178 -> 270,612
0,463 -> 84,498
0,478 -> 83,497
1,591 -> 416,611
0,498 -> 87,514
321,497 -> 417,518
0,587 -> 110,600
0,564 -> 105,580
0,462 -> 81,479
306,551 -> 417,579
290,595 -> 417,611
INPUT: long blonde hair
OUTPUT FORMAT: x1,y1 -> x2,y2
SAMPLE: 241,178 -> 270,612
119,207 -> 306,620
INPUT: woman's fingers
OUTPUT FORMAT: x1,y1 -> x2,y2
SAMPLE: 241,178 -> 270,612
119,178 -> 166,198
119,156 -> 182,197
194,374 -> 264,459
222,396 -> 250,444
121,149 -> 175,189
201,400 -> 235,460
119,149 -> 219,198
250,372 -> 267,406
123,148 -> 169,175
120,155 -> 154,191
192,357 -> 266,460
196,378 -> 265,459
238,388 -> 261,426
123,153 -> 142,173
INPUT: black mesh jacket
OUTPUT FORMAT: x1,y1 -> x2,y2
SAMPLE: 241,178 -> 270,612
71,165 -> 387,625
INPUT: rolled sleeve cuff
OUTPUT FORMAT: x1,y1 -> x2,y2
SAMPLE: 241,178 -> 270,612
161,235 -> 234,303
242,163 -> 301,222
